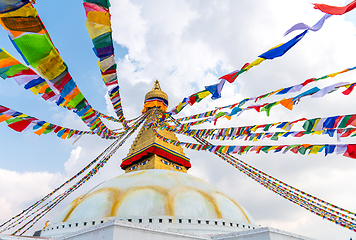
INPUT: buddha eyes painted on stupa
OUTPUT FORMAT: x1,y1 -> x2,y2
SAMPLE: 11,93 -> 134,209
141,159 -> 149,166
174,165 -> 182,170
129,165 -> 138,171
161,159 -> 170,165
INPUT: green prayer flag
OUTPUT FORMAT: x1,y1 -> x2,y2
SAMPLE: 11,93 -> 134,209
68,93 -> 85,109
263,124 -> 273,131
261,146 -> 272,153
13,34 -> 54,67
338,115 -> 352,129
270,133 -> 280,141
261,102 -> 278,116
298,146 -> 308,155
302,119 -> 317,132
92,32 -> 112,49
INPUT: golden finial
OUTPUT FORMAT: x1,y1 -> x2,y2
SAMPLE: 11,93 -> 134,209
144,80 -> 168,104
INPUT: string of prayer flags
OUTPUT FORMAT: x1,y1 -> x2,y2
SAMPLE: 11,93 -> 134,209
167,113 -> 356,141
0,138 -> 118,233
0,3 -> 118,138
83,0 -> 128,128
173,109 -> 218,123
188,133 -> 356,231
154,130 -> 356,160
173,80 -> 355,128
168,89 -> 211,115
8,112 -> 146,236
0,49 -> 119,138
175,65 -> 356,123
219,31 -> 308,84
284,13 -> 331,36
190,126 -> 356,230
313,0 -> 356,15
165,125 -> 356,143
220,153 -> 356,231
210,80 -> 356,122
0,105 -> 94,139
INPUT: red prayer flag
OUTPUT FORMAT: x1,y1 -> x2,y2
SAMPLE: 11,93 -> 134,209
301,78 -> 316,86
102,69 -> 116,75
294,132 -> 305,137
342,83 -> 356,95
12,69 -> 37,77
54,126 -> 63,133
188,95 -> 197,106
0,106 -> 10,113
7,120 -> 31,132
219,63 -> 250,83
343,144 -> 356,159
248,103 -> 268,112
313,0 -> 356,15
333,116 -> 343,128
290,146 -> 301,154
345,114 -> 356,127
42,91 -> 56,100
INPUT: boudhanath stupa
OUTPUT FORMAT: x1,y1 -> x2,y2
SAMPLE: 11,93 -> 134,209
0,81 -> 314,240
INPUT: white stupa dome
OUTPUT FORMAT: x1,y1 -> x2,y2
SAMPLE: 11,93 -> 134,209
42,169 -> 257,237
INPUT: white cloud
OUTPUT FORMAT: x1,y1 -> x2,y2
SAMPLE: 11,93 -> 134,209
64,146 -> 82,173
0,169 -> 63,232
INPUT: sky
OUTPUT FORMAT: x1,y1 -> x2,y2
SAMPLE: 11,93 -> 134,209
1,0 -> 356,239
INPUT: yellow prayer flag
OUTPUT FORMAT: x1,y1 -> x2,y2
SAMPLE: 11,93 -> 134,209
16,114 -> 28,118
197,90 -> 211,99
87,11 -> 111,26
86,23 -> 111,39
268,146 -> 279,152
244,58 -> 265,71
0,4 -> 37,18
250,125 -> 259,132
35,49 -> 66,80
309,145 -> 323,154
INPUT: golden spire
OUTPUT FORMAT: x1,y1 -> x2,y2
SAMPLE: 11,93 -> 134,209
142,80 -> 169,113
122,81 -> 191,173
144,80 -> 168,103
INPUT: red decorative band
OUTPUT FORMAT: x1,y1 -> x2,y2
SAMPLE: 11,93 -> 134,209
121,143 -> 191,169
